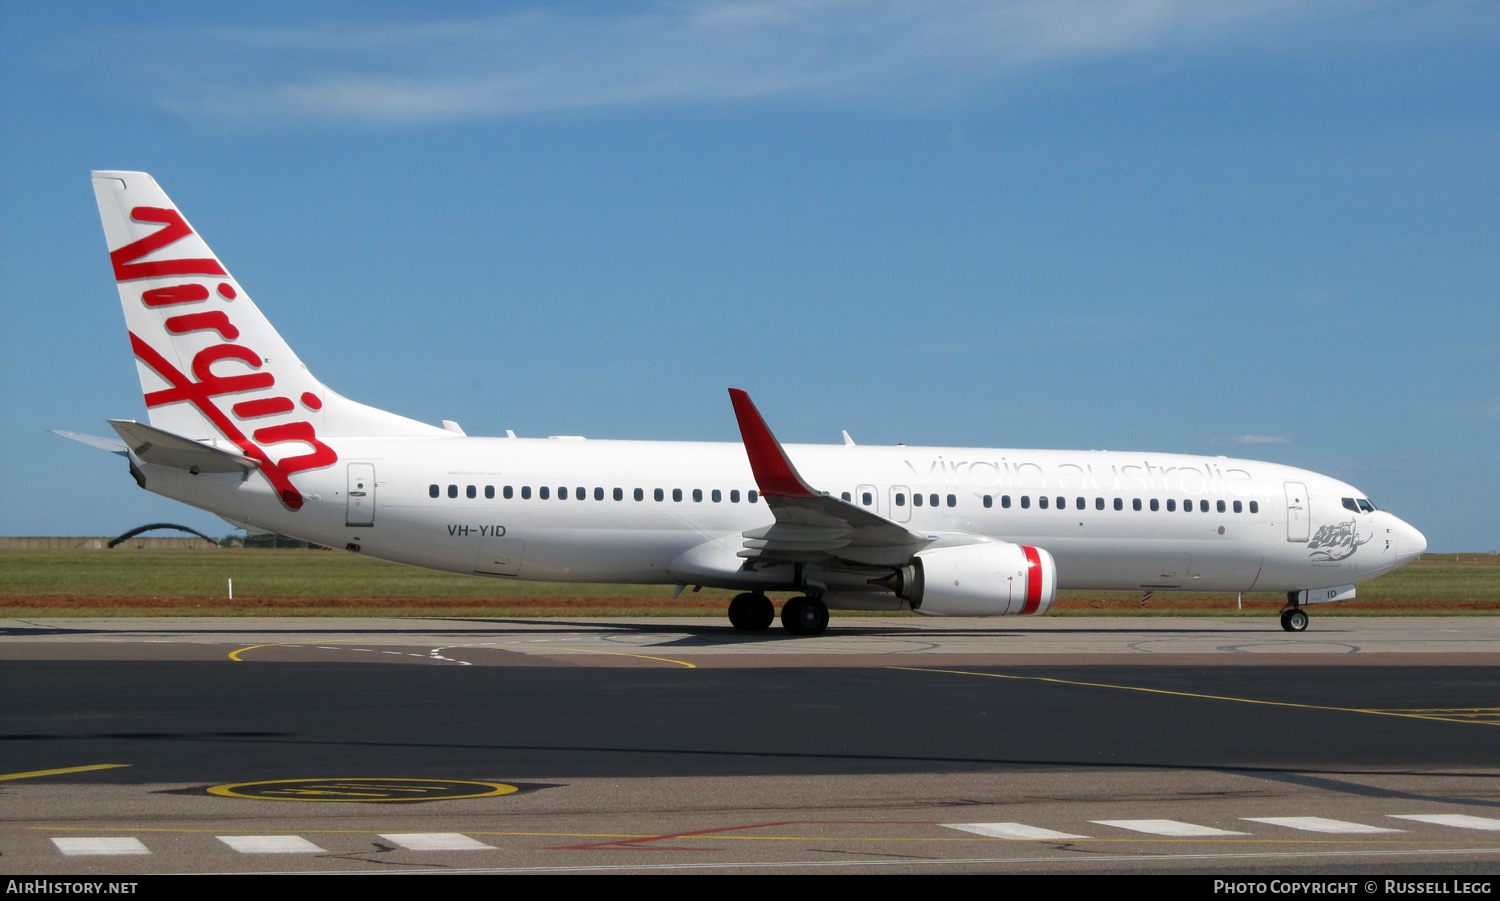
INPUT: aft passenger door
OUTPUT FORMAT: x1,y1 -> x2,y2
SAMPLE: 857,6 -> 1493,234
346,463 -> 376,527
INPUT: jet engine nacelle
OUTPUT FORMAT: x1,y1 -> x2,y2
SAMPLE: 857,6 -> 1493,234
907,541 -> 1057,616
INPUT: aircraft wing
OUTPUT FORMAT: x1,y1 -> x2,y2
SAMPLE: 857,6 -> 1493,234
729,389 -> 934,568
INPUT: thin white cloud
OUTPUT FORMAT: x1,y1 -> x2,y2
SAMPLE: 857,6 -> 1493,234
1335,454 -> 1428,475
73,0 -> 1403,127
1211,435 -> 1290,445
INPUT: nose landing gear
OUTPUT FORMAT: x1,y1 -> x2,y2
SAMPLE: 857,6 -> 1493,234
1280,605 -> 1309,632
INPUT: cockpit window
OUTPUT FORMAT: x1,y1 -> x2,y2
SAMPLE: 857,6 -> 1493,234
1357,498 -> 1375,513
1342,497 -> 1359,513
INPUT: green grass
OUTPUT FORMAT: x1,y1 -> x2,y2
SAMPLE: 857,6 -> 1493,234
0,548 -> 732,600
1,549 -> 1495,616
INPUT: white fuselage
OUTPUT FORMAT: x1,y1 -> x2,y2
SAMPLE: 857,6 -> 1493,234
138,435 -> 1427,598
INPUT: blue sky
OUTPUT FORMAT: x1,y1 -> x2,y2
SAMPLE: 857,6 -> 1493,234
1,1 -> 1495,551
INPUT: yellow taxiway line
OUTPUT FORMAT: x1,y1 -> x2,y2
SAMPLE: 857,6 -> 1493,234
0,764 -> 131,782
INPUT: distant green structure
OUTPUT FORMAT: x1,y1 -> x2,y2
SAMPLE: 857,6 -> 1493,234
107,523 -> 219,549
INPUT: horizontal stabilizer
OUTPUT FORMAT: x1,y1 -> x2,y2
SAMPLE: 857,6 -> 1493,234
50,430 -> 128,456
108,419 -> 259,474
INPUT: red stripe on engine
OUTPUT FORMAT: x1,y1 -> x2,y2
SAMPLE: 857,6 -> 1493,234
1020,545 -> 1043,615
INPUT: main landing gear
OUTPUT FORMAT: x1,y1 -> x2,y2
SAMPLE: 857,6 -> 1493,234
727,592 -> 830,636
780,596 -> 830,637
728,592 -> 775,632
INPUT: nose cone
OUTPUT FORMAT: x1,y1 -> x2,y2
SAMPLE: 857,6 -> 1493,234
1394,517 -> 1427,566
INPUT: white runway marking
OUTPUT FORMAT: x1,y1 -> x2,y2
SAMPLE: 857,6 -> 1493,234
944,822 -> 1089,840
51,837 -> 150,856
380,832 -> 496,851
1391,814 -> 1500,831
1244,816 -> 1402,834
218,834 -> 326,854
1092,819 -> 1249,837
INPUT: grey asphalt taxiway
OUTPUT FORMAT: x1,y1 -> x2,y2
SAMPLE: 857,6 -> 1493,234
3,615 -> 1499,874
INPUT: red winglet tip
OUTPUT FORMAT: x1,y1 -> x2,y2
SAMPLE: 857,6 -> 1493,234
728,389 -> 818,498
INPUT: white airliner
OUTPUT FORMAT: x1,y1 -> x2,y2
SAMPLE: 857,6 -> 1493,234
62,171 -> 1427,635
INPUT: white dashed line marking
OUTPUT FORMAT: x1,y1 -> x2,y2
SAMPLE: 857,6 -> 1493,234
1391,814 -> 1500,831
51,837 -> 151,856
217,835 -> 326,854
944,823 -> 1089,840
380,832 -> 496,851
1244,817 -> 1403,834
1092,819 -> 1249,837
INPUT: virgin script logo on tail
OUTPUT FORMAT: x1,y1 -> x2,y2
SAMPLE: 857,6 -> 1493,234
115,207 -> 336,509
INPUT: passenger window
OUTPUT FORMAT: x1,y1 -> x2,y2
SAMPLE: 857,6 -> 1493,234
1200,499 -> 1209,513
595,487 -> 604,501
1001,495 -> 1011,508
1216,500 -> 1226,513
1021,496 -> 1031,509
504,486 -> 513,499
673,488 -> 683,502
914,494 -> 924,507
1233,500 -> 1242,513
577,487 -> 586,501
1096,497 -> 1104,510
867,492 -> 877,506
466,485 -> 476,499
749,490 -> 758,503
1039,496 -> 1049,509
654,488 -> 664,502
841,491 -> 852,502
1114,498 -> 1122,511
1076,497 -> 1086,510
712,489 -> 721,503
429,484 -> 439,498
945,494 -> 954,507
983,495 -> 992,508
614,487 -> 623,501
895,493 -> 906,506
692,488 -> 703,502
1250,501 -> 1259,513
485,486 -> 494,499
448,484 -> 458,499
634,488 -> 644,501
539,486 -> 549,500
522,486 -> 532,499
559,487 -> 568,500
1056,497 -> 1065,510
1132,498 -> 1141,511
1150,498 -> 1159,511
1167,499 -> 1176,512
930,494 -> 940,507
731,490 -> 740,503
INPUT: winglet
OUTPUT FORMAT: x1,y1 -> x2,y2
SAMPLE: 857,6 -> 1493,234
728,389 -> 820,498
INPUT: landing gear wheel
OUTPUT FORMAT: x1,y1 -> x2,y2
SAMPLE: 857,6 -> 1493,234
781,596 -> 830,636
728,592 -> 775,632
1280,609 -> 1308,632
